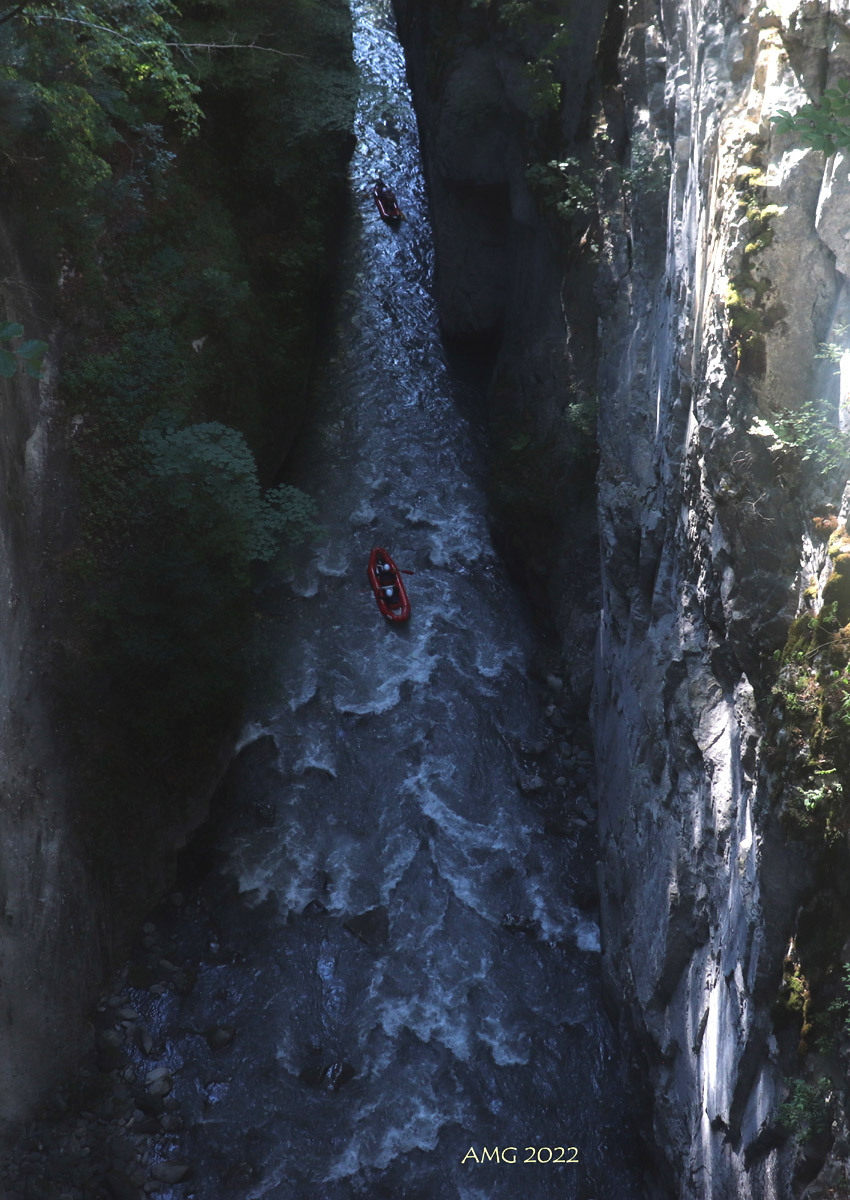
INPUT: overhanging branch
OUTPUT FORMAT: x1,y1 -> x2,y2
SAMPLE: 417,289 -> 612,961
27,13 -> 306,59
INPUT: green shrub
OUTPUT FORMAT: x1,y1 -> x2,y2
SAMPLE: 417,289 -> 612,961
779,1077 -> 834,1141
140,421 -> 320,575
773,79 -> 850,156
0,1 -> 201,258
526,157 -> 596,225
775,400 -> 850,475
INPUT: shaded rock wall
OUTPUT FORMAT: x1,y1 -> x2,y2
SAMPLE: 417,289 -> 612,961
393,0 -> 609,701
0,2 -> 356,1130
395,0 -> 850,1194
0,228 -> 101,1123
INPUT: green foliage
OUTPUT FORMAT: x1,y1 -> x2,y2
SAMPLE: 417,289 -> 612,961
619,131 -> 669,197
825,963 -> 850,1035
526,157 -> 596,225
141,421 -> 320,573
37,0 -> 356,813
59,188 -> 328,759
564,391 -> 598,437
773,79 -> 850,156
773,951 -> 813,1055
511,4 -> 570,119
768,597 -> 850,845
80,419 -> 321,741
774,399 -> 850,475
459,0 -> 571,121
779,1077 -> 834,1141
495,0 -> 571,48
724,169 -> 785,372
518,57 -> 562,118
813,326 -> 850,366
0,0 -> 202,253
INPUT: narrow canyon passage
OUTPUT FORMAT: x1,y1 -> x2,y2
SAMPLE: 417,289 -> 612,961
65,3 -> 652,1196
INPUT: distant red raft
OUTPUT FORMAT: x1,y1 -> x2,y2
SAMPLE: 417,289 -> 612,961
368,547 -> 410,622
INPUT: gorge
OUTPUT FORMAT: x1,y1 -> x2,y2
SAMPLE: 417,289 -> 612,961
1,0 -> 849,1198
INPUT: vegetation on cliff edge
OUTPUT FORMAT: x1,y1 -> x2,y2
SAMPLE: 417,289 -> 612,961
0,0 -> 356,871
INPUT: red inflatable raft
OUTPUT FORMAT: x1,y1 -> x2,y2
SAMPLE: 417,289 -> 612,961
373,179 -> 401,223
368,547 -> 410,622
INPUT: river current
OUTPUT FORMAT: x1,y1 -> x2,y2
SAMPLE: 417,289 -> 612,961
121,2 -> 652,1196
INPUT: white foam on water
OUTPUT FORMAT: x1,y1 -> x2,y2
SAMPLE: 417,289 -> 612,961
371,1096 -> 445,1168
315,542 -> 351,578
288,574 -> 319,599
324,1083 -> 454,1179
333,639 -> 438,715
233,722 -> 274,755
423,515 -> 489,569
416,783 -> 524,856
282,828 -> 360,917
523,876 -> 573,943
321,838 -> 367,912
474,638 -> 523,680
427,854 -> 499,927
284,661 -> 318,712
292,735 -> 337,779
377,824 -> 422,905
224,779 -> 340,912
476,1014 -> 531,1067
374,990 -> 475,1061
400,502 -> 441,529
333,678 -> 403,716
349,497 -> 377,527
272,807 -> 420,915
316,945 -> 347,1017
231,850 -> 276,907
575,919 -> 602,953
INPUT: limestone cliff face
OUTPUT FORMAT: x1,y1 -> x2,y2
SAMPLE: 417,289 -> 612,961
595,1 -> 848,1194
395,0 -> 850,1194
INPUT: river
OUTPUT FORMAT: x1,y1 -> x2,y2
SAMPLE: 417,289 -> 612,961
109,2 -> 653,1195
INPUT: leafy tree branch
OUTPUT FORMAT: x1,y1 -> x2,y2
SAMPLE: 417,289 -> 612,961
773,79 -> 850,156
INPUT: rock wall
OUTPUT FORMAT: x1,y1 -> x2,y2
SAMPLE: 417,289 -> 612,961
594,1 -> 850,1194
393,0 -> 611,702
0,0 -> 357,1132
0,229 -> 101,1123
394,0 -> 850,1194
